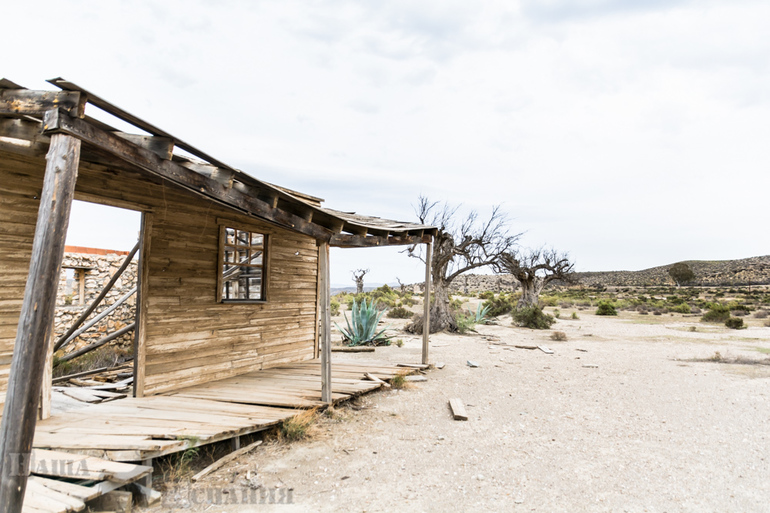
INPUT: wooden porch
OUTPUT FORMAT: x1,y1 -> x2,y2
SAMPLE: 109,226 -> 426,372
32,360 -> 412,463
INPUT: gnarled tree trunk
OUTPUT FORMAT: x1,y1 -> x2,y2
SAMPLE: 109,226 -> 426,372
517,275 -> 545,308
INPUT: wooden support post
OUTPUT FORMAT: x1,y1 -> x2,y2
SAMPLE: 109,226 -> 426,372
319,241 -> 332,404
133,213 -> 152,398
422,240 -> 432,365
231,436 -> 241,451
39,332 -> 54,421
0,133 -> 81,513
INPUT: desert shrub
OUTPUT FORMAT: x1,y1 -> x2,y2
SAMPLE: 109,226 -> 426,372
369,284 -> 400,308
478,291 -> 495,300
653,309 -> 663,316
450,297 -> 465,310
690,306 -> 702,315
765,320 -> 770,328
559,301 -> 574,308
702,304 -> 730,323
387,306 -> 413,319
553,308 -> 561,319
571,311 -> 579,320
636,305 -> 648,314
725,317 -> 746,330
483,294 -> 517,317
754,310 -> 769,319
731,309 -> 748,317
550,331 -> 567,341
330,299 -> 340,316
595,301 -> 618,316
455,313 -> 477,334
670,303 -> 691,314
512,306 -> 555,330
540,296 -> 558,307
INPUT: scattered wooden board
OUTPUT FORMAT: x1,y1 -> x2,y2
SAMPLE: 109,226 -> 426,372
397,363 -> 429,370
435,362 -> 445,369
538,346 -> 554,354
364,372 -> 390,388
192,440 -> 263,482
515,345 -> 538,350
405,375 -> 427,382
331,346 -> 375,353
448,398 -> 468,421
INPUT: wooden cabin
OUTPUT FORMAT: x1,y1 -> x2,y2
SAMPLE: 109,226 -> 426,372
0,78 -> 436,505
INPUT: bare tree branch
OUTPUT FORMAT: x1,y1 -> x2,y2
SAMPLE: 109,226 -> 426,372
406,195 -> 521,333
495,247 -> 575,307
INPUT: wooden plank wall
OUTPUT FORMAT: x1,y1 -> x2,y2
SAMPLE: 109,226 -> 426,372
0,152 -> 42,409
0,149 -> 319,400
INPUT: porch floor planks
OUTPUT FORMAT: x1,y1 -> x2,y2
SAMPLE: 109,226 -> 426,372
33,360 -> 410,463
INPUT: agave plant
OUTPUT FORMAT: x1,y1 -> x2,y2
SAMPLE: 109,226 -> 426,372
470,303 -> 491,324
335,298 -> 391,346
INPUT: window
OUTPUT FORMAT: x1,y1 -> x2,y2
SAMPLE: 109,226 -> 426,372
220,226 -> 267,301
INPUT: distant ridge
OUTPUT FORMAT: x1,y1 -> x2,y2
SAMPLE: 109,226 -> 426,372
574,255 -> 770,287
445,256 -> 770,293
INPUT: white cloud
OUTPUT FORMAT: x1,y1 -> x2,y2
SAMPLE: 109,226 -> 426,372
4,0 -> 769,283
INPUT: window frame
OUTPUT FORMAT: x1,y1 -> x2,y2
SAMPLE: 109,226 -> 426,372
217,223 -> 269,304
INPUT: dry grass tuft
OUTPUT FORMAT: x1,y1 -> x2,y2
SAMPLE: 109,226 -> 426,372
279,408 -> 320,442
550,331 -> 568,341
390,374 -> 411,389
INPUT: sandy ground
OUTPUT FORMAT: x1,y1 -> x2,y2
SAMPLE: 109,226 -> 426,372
152,310 -> 770,512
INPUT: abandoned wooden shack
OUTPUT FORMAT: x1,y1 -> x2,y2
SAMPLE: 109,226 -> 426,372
0,77 -> 436,510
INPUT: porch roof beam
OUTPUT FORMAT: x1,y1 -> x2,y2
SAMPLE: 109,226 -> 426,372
41,108 -> 335,242
330,234 -> 432,248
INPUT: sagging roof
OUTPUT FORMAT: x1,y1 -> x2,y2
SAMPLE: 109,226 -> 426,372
0,77 -> 436,248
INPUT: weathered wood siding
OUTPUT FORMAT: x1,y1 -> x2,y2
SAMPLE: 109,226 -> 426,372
0,152 -> 42,407
0,149 -> 319,400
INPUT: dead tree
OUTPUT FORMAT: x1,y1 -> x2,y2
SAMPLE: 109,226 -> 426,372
406,196 -> 520,333
351,268 -> 369,294
496,248 -> 575,308
396,277 -> 407,294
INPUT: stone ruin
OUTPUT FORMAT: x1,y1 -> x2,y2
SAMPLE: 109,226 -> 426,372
55,247 -> 137,353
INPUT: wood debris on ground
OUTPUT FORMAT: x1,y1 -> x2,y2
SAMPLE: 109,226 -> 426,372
448,398 -> 468,421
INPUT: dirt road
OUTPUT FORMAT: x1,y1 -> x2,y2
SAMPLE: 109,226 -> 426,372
156,312 -> 770,512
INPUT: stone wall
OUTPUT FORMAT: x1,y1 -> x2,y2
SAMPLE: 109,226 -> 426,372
409,274 -> 518,295
54,249 -> 138,353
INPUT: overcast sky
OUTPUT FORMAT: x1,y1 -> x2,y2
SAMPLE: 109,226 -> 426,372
5,0 -> 769,286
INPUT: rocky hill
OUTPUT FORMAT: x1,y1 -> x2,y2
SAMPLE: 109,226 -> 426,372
445,255 -> 770,292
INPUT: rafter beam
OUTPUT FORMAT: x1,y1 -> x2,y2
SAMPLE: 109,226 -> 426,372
330,234 -> 432,248
0,89 -> 85,117
42,108 -> 334,241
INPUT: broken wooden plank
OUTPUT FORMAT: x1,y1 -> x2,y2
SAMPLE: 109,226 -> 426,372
331,346 -> 375,353
435,362 -> 445,369
448,398 -> 468,421
515,345 -> 538,350
397,363 -> 429,370
405,375 -> 427,382
54,387 -> 104,404
538,346 -> 554,354
191,440 -> 263,482
363,373 -> 390,388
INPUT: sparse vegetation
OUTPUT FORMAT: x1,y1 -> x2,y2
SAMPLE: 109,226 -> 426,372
702,304 -> 731,323
595,301 -> 618,316
571,311 -> 579,320
387,306 -> 413,319
330,299 -> 340,316
482,292 -> 518,317
512,306 -> 555,329
725,317 -> 746,330
550,331 -> 567,341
